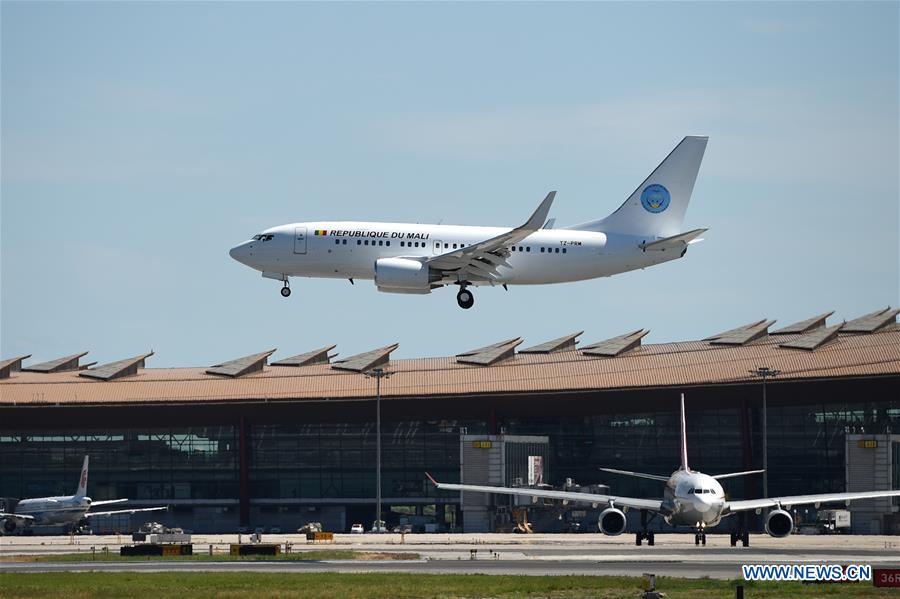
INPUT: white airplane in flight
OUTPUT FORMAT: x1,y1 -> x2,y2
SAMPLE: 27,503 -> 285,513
230,136 -> 710,309
0,456 -> 167,535
427,395 -> 900,547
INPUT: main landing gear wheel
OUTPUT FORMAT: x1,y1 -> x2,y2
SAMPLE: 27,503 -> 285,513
730,530 -> 750,547
280,281 -> 291,297
456,288 -> 474,309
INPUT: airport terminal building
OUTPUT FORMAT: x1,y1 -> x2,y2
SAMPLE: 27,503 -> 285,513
2,308 -> 899,535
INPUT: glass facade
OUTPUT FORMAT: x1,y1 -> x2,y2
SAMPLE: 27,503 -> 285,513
0,427 -> 238,501
248,421 -> 470,501
1,394 -> 897,532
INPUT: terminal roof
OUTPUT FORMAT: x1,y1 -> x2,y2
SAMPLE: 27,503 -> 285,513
456,338 -> 522,366
519,332 -> 583,354
582,330 -> 649,357
842,307 -> 899,333
0,355 -> 31,379
331,343 -> 399,373
779,323 -> 844,352
708,320 -> 776,346
207,349 -> 276,378
772,312 -> 833,335
271,345 -> 337,367
79,352 -> 153,381
24,352 -> 91,373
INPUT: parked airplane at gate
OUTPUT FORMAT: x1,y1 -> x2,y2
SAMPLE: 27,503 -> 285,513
0,456 -> 167,535
427,395 -> 900,547
230,136 -> 710,309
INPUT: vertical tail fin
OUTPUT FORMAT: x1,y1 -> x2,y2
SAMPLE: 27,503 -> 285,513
75,456 -> 89,497
567,136 -> 708,238
679,393 -> 690,472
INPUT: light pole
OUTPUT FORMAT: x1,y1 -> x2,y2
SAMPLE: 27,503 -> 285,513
750,366 -> 781,498
366,367 -> 392,531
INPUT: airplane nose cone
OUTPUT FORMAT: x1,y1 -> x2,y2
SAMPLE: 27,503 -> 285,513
229,242 -> 250,265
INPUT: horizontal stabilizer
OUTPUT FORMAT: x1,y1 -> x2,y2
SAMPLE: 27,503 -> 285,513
639,228 -> 707,253
86,506 -> 168,518
712,469 -> 765,480
600,467 -> 669,482
91,498 -> 129,507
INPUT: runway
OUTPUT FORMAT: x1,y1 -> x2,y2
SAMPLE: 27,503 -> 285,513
2,533 -> 898,579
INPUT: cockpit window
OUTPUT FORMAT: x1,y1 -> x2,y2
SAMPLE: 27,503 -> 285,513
252,234 -> 275,241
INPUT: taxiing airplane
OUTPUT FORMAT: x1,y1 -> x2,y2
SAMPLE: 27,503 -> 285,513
0,456 -> 167,535
427,395 -> 900,546
230,136 -> 709,309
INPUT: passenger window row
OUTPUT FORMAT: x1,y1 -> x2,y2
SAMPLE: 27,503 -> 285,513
329,238 -> 567,254
511,246 -> 567,254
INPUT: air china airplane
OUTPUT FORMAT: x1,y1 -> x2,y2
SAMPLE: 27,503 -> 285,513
0,456 -> 167,535
427,395 -> 900,547
230,136 -> 710,309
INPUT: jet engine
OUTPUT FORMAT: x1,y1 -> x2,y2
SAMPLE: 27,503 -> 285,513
598,507 -> 627,536
1,518 -> 15,534
764,509 -> 794,538
374,258 -> 438,294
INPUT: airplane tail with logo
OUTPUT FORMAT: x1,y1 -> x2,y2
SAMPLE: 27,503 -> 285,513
679,393 -> 690,472
75,456 -> 89,498
567,136 -> 708,238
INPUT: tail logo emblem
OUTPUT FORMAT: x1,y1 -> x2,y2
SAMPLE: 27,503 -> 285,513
641,184 -> 670,213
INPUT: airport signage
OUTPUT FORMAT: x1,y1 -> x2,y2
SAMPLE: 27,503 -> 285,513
874,568 -> 900,587
857,440 -> 878,449
472,440 -> 492,449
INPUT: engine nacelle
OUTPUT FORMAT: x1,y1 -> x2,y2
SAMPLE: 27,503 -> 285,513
765,509 -> 794,538
1,518 -> 16,534
374,258 -> 436,293
598,507 -> 627,536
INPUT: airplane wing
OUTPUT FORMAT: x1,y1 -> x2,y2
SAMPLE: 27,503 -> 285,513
0,512 -> 35,522
711,469 -> 765,480
85,506 -> 168,518
425,191 -> 556,282
427,473 -> 663,512
638,228 -> 707,253
600,468 -> 670,482
90,499 -> 129,507
725,490 -> 900,514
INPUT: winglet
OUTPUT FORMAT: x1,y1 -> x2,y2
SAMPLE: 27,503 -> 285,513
425,472 -> 439,487
523,191 -> 556,231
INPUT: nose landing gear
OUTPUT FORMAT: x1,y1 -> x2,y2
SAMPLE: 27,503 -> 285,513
456,287 -> 474,310
280,281 -> 291,297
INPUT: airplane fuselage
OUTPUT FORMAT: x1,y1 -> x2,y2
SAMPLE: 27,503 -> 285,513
12,496 -> 91,526
229,222 -> 682,287
662,470 -> 727,528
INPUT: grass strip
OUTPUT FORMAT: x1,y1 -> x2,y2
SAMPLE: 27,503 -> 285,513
0,550 -> 416,563
0,572 -> 895,599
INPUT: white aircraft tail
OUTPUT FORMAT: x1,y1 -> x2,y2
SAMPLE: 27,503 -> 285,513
679,393 -> 690,472
75,456 -> 89,498
567,136 -> 708,238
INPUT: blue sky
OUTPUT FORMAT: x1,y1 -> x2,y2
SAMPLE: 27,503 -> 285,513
2,2 -> 897,368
